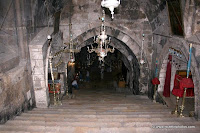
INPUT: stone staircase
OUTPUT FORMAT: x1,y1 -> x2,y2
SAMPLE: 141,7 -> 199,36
0,88 -> 200,133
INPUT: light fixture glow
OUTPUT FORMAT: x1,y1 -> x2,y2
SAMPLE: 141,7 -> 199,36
101,0 -> 120,19
88,10 -> 114,61
140,34 -> 145,65
47,35 -> 52,40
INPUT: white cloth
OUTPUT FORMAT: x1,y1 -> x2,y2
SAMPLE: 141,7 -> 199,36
72,80 -> 77,86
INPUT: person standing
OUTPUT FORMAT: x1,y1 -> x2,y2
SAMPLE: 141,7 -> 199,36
101,67 -> 104,80
86,70 -> 90,82
71,78 -> 79,98
79,71 -> 83,82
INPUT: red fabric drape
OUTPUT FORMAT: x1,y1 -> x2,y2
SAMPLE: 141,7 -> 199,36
179,78 -> 194,90
48,84 -> 60,94
152,77 -> 160,85
163,55 -> 172,97
172,75 -> 194,97
172,74 -> 184,97
180,78 -> 194,97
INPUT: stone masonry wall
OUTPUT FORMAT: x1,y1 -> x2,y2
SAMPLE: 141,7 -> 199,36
0,61 -> 35,124
148,0 -> 200,120
60,0 -> 153,94
0,0 -> 53,122
194,1 -> 200,34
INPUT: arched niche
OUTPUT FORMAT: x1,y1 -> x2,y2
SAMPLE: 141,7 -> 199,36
157,37 -> 200,119
67,26 -> 150,94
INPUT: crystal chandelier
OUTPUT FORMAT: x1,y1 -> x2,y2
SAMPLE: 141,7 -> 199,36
87,10 -> 114,62
101,0 -> 120,19
87,42 -> 114,62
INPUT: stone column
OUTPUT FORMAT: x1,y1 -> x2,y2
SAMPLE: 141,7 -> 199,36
29,28 -> 53,108
29,45 -> 48,108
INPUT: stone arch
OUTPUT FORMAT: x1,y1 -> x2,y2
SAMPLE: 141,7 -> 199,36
75,27 -> 141,58
157,37 -> 200,118
59,2 -> 153,67
29,26 -> 151,107
70,26 -> 149,94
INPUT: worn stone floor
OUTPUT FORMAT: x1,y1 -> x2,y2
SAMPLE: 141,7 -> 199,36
0,85 -> 200,133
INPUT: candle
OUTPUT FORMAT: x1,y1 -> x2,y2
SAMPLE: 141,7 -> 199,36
155,59 -> 158,77
187,43 -> 192,78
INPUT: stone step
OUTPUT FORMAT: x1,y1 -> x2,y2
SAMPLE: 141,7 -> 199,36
35,105 -> 170,110
48,107 -> 170,111
13,117 -> 195,123
33,107 -> 170,111
1,89 -> 199,133
47,104 -> 169,110
16,113 -> 178,119
60,98 -> 157,101
63,100 -> 163,103
0,126 -> 199,133
60,100 -> 154,102
60,102 -> 160,104
43,103 -> 168,107
27,111 -> 172,115
29,110 -> 171,114
1,122 -> 199,131
3,120 -> 200,127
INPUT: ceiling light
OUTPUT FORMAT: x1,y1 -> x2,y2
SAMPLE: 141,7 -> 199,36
101,0 -> 120,19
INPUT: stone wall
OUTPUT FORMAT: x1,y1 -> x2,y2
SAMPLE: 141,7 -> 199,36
148,0 -> 200,120
194,1 -> 200,34
0,0 -> 19,72
0,0 -> 53,122
0,61 -> 35,124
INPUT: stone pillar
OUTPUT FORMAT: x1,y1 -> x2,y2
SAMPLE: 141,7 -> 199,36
29,45 -> 48,108
29,28 -> 53,108
184,0 -> 195,38
14,0 -> 28,60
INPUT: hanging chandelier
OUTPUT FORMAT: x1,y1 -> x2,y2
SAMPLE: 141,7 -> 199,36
94,10 -> 111,46
87,10 -> 114,62
101,0 -> 120,19
87,42 -> 114,62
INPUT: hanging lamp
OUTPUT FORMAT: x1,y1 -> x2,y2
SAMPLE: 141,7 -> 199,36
101,0 -> 120,19
140,34 -> 145,65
